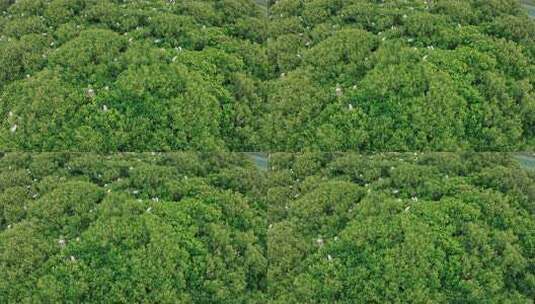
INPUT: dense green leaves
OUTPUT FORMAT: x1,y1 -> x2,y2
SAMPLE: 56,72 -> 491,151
267,152 -> 535,303
0,153 -> 268,303
0,0 -> 268,151
1,152 -> 534,302
264,0 -> 535,150
0,0 -> 534,150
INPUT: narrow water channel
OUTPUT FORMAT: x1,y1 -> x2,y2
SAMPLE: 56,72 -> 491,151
247,152 -> 269,171
522,0 -> 535,16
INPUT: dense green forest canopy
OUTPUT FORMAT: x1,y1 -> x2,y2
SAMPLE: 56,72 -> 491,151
0,152 -> 268,303
263,0 -> 535,151
267,152 -> 535,303
0,0 -> 269,151
1,152 -> 533,302
0,0 -> 534,151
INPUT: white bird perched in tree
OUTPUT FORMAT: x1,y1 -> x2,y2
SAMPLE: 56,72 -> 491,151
86,88 -> 95,99
70,256 -> 76,262
405,206 -> 411,212
348,104 -> 353,111
10,124 -> 17,133
102,105 -> 108,112
335,85 -> 343,97
316,238 -> 324,246
327,254 -> 333,261
58,239 -> 66,247
146,207 -> 152,213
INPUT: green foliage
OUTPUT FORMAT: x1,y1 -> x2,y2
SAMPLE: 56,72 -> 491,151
1,0 -> 534,150
48,28 -> 127,84
265,0 -> 535,150
0,0 -> 268,151
1,153 -> 534,302
0,70 -> 89,150
267,152 -> 535,303
0,152 -> 267,303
